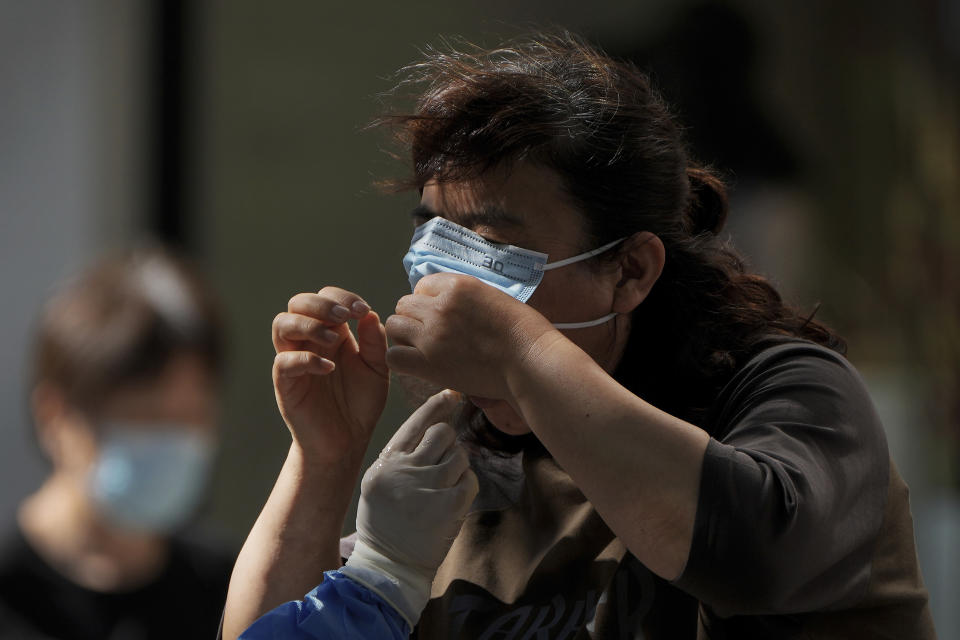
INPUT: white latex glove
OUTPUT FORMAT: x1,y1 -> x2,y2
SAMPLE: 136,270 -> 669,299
344,389 -> 479,628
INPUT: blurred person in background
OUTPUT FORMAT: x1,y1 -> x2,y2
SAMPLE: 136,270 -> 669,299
0,248 -> 234,639
224,32 -> 935,639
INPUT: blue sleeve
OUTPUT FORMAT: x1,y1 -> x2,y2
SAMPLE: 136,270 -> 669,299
238,570 -> 411,639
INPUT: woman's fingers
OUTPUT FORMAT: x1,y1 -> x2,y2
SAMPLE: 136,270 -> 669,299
287,288 -> 371,325
384,390 -> 460,455
383,313 -> 423,347
275,288 -> 375,362
273,351 -> 335,379
272,312 -> 343,353
384,344 -> 431,380
394,293 -> 433,320
356,311 -> 388,379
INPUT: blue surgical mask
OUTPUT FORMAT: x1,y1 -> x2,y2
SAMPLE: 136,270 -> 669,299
88,426 -> 215,534
402,216 -> 624,329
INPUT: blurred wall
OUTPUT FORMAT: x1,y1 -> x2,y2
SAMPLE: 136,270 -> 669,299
0,0 -> 149,522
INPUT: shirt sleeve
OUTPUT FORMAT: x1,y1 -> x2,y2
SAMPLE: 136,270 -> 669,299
672,341 -> 890,617
238,569 -> 410,640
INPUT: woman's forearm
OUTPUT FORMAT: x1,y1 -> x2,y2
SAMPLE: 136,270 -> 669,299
507,332 -> 710,581
222,442 -> 363,639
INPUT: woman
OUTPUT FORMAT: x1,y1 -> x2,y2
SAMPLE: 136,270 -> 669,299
225,33 -> 936,639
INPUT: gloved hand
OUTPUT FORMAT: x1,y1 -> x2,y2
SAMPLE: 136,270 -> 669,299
344,389 -> 479,628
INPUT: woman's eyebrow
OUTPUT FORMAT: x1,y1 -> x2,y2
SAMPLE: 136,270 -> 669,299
459,207 -> 525,229
409,204 -> 524,229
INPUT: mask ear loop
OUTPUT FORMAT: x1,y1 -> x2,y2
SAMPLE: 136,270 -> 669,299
541,237 -> 626,270
552,312 -> 619,330
544,237 -> 626,329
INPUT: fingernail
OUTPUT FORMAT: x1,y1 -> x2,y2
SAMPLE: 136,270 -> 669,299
322,329 -> 339,343
331,305 -> 350,321
352,300 -> 370,315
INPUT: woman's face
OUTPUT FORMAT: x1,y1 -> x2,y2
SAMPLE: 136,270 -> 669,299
417,162 -> 633,435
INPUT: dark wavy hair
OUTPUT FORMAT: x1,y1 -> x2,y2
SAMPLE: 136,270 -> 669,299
380,32 -> 844,449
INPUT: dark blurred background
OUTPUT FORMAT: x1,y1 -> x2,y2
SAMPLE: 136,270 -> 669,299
1,0 -> 957,634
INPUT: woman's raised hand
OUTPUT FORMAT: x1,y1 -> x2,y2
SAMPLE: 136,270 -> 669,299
272,287 -> 389,463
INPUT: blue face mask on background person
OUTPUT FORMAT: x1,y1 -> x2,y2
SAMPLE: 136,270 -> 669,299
88,426 -> 216,534
402,216 -> 624,329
